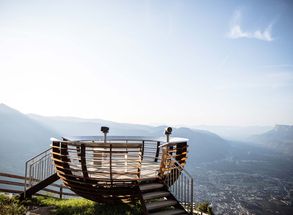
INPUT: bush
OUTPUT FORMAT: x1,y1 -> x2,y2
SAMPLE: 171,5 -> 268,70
34,196 -> 142,215
195,201 -> 214,215
0,194 -> 142,215
0,193 -> 27,215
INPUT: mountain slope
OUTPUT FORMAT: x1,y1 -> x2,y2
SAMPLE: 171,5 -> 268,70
28,114 -> 155,136
172,127 -> 230,163
29,115 -> 230,163
0,104 -> 231,174
0,104 -> 59,174
30,115 -> 230,162
250,125 -> 293,155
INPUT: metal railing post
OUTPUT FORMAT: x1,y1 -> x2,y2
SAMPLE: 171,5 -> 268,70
191,178 -> 194,214
161,153 -> 194,214
60,184 -> 63,199
24,161 -> 28,198
155,141 -> 160,162
23,148 -> 56,198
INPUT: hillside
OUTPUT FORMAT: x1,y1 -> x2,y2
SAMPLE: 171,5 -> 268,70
1,104 -> 292,215
29,114 -> 230,163
0,104 -> 230,174
28,114 -> 155,136
250,125 -> 293,155
0,104 -> 59,174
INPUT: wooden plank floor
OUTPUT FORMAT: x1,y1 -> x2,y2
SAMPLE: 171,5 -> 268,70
69,160 -> 160,180
140,160 -> 160,178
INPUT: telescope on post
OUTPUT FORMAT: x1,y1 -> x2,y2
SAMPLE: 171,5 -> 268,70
164,127 -> 172,142
101,126 -> 109,143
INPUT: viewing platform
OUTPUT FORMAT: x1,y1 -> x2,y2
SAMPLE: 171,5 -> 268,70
52,133 -> 188,199
21,127 -> 194,214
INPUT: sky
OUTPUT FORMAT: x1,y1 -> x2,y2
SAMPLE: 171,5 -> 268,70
0,0 -> 292,126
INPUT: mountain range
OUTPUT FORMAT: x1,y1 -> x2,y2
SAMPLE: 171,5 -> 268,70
0,103 -> 229,174
250,124 -> 293,154
1,103 -> 293,214
1,103 -> 292,174
0,104 -> 59,173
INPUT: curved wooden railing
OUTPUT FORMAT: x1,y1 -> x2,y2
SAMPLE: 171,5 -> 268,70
51,136 -> 188,202
159,141 -> 188,177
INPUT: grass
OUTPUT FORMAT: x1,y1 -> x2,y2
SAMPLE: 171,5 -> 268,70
33,196 -> 142,215
0,193 -> 142,215
0,194 -> 26,215
1,193 -> 214,215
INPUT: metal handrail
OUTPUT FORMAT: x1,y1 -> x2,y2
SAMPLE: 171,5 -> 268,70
24,148 -> 56,198
25,148 -> 51,165
162,158 -> 194,214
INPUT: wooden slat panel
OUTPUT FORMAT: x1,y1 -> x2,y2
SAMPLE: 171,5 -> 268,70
0,172 -> 76,198
0,179 -> 25,187
0,172 -> 63,189
0,188 -> 22,194
66,142 -> 142,148
51,139 -> 188,202
0,172 -> 26,180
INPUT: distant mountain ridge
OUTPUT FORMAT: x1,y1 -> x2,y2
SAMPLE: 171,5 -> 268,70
192,125 -> 272,140
29,114 -> 230,163
250,125 -> 293,155
0,103 -> 230,174
28,113 -> 155,137
0,103 -> 60,173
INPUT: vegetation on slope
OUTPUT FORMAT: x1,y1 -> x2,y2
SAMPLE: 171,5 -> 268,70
1,193 -> 214,215
0,194 -> 26,215
33,196 -> 142,215
195,201 -> 214,215
0,193 -> 142,215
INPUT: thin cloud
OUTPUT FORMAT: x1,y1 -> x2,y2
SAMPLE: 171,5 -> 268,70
227,10 -> 274,42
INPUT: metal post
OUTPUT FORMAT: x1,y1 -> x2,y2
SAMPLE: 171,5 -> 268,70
98,126 -> 109,167
110,144 -> 113,186
60,184 -> 63,199
165,127 -> 173,158
101,126 -> 109,143
24,161 -> 28,198
155,141 -> 160,162
191,178 -> 194,214
164,127 -> 172,142
141,140 -> 145,160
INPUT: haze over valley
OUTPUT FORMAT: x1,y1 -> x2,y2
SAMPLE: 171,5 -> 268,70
1,103 -> 292,214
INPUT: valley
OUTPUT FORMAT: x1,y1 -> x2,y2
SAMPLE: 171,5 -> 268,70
1,104 -> 292,214
189,144 -> 293,214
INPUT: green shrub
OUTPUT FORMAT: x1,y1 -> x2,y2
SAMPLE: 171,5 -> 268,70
1,194 -> 142,215
195,201 -> 214,215
34,196 -> 142,215
0,193 -> 27,215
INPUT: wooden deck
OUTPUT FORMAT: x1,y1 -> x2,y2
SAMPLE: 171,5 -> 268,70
56,158 -> 160,178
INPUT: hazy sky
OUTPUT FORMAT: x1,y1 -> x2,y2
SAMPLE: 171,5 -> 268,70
0,0 -> 292,126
